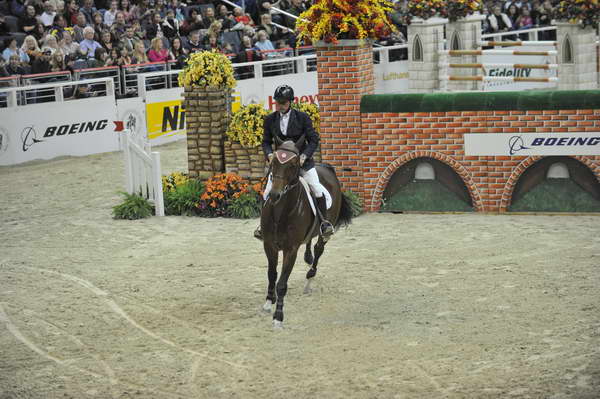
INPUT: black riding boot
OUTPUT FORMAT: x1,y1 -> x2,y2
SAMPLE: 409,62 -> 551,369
316,196 -> 334,241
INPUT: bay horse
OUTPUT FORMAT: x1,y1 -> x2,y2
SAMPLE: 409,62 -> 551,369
260,140 -> 353,328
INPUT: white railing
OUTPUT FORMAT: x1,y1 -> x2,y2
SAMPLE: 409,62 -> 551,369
481,25 -> 556,42
123,129 -> 165,217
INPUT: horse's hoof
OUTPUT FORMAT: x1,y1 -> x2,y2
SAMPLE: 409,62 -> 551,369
262,300 -> 273,313
272,319 -> 284,329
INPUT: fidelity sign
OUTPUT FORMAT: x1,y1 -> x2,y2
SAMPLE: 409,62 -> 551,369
464,133 -> 600,156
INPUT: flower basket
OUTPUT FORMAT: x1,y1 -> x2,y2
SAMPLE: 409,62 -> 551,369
296,0 -> 396,44
553,0 -> 600,29
446,0 -> 482,22
406,0 -> 448,22
178,50 -> 236,89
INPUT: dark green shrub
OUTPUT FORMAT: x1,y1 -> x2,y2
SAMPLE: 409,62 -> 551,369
164,179 -> 205,216
113,192 -> 153,220
344,190 -> 364,217
228,191 -> 261,219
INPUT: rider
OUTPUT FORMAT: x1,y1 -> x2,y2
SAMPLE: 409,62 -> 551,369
254,84 -> 335,241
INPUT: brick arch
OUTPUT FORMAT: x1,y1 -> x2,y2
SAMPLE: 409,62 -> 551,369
499,156 -> 600,211
369,151 -> 484,212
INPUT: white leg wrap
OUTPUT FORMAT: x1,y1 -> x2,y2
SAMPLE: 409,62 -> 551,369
262,300 -> 273,312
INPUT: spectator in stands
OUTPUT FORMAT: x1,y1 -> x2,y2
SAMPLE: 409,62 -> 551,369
60,31 -> 80,56
203,33 -> 222,51
103,0 -> 119,26
41,34 -> 60,54
91,47 -> 107,66
31,48 -> 52,73
10,0 -> 26,18
6,54 -> 28,75
104,47 -> 119,66
506,4 -> 520,27
99,30 -> 115,52
254,29 -> 275,55
21,35 -> 42,62
110,12 -> 128,36
203,20 -> 224,46
32,22 -> 47,42
49,15 -> 67,40
170,0 -> 186,23
119,0 -> 134,22
233,35 -> 262,78
117,46 -> 132,65
39,2 -> 57,27
72,12 -> 89,42
515,7 -> 533,30
170,36 -> 187,68
79,26 -> 102,59
49,50 -> 65,71
181,9 -> 204,37
184,30 -> 203,53
65,0 -> 79,26
119,25 -> 142,52
537,0 -> 555,39
131,40 -> 148,64
131,0 -> 153,27
74,84 -> 96,98
19,5 -> 38,34
0,14 -> 9,36
232,7 -> 252,26
258,0 -> 284,26
146,12 -> 164,40
282,0 -> 304,29
80,0 -> 96,24
162,9 -> 180,39
486,5 -> 512,33
148,36 -> 171,61
258,13 -> 287,44
2,38 -> 30,63
202,6 -> 218,29
216,4 -> 235,30
92,12 -> 108,41
154,0 -> 168,18
0,58 -> 8,78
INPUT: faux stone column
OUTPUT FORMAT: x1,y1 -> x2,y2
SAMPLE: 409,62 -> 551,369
408,17 -> 448,93
444,13 -> 485,91
555,21 -> 598,90
182,87 -> 231,179
316,39 -> 374,194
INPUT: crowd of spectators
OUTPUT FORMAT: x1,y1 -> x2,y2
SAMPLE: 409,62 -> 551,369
0,0 -> 561,80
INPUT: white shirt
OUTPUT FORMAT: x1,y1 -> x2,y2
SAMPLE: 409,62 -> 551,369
279,111 -> 290,136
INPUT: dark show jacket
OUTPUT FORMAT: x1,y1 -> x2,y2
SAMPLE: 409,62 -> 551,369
262,108 -> 319,171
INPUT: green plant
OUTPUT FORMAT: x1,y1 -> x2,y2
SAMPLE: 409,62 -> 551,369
164,179 -> 205,216
344,190 -> 364,217
228,191 -> 261,218
112,192 -> 154,220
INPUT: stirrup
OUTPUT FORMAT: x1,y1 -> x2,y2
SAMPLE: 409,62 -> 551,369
319,220 -> 334,240
253,226 -> 263,241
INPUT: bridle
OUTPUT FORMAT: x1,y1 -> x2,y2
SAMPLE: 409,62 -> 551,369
269,150 -> 300,205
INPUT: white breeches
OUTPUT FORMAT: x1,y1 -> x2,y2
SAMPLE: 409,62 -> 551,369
263,167 -> 332,209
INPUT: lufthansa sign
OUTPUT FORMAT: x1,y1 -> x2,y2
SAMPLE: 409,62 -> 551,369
464,133 -> 600,156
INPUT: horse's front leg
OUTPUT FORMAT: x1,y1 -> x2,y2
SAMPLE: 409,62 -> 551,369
273,247 -> 299,328
263,243 -> 278,313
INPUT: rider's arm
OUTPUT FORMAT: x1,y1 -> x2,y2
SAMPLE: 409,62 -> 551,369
301,112 -> 319,159
262,113 -> 275,161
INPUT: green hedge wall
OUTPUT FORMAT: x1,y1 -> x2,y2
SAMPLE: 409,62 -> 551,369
360,90 -> 600,113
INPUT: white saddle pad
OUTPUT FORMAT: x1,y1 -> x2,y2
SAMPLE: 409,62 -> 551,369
299,176 -> 317,216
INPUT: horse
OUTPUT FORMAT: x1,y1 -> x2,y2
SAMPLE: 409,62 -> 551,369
260,140 -> 353,328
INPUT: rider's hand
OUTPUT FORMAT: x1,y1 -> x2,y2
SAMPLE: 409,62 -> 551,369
299,154 -> 307,166
267,153 -> 274,164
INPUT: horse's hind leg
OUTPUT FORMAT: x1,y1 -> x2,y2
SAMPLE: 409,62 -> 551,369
304,240 -> 313,265
263,244 -> 278,313
304,236 -> 326,294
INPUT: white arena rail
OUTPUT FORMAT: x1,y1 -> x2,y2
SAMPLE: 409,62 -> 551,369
123,129 -> 165,217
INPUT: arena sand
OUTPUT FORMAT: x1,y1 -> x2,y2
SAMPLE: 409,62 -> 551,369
1,139 -> 599,399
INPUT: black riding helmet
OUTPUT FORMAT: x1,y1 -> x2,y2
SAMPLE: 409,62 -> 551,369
273,85 -> 294,102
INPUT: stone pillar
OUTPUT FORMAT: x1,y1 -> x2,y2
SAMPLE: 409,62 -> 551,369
316,39 -> 374,194
408,17 -> 448,93
182,87 -> 230,179
444,14 -> 485,91
555,21 -> 598,90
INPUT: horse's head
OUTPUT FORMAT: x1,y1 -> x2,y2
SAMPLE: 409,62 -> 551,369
270,140 -> 301,203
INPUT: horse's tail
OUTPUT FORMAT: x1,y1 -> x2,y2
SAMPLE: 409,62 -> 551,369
336,192 -> 353,229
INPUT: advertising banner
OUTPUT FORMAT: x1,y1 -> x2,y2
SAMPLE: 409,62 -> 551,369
374,61 -> 409,94
0,96 -> 119,166
143,87 -> 186,146
464,133 -> 600,156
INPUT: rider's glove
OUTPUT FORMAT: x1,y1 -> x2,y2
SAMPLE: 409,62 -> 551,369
299,154 -> 307,166
267,153 -> 274,164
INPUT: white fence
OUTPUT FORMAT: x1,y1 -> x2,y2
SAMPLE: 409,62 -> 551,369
123,129 -> 165,217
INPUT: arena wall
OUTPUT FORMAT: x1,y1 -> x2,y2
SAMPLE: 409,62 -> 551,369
326,90 -> 600,213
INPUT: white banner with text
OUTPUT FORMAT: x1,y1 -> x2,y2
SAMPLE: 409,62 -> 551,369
464,133 -> 600,156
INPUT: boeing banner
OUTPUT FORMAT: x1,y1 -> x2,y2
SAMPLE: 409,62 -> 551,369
464,133 -> 600,156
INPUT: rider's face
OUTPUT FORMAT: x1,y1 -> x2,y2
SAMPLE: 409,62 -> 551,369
276,100 -> 290,114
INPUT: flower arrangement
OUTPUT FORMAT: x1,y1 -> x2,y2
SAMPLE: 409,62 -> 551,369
200,173 -> 254,217
296,0 -> 396,44
446,0 -> 482,22
225,103 -> 269,148
291,102 -> 320,133
406,0 -> 448,21
162,172 -> 189,192
554,0 -> 600,28
178,50 -> 236,89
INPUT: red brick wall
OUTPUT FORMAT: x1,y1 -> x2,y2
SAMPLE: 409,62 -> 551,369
360,110 -> 600,212
317,42 -> 374,194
